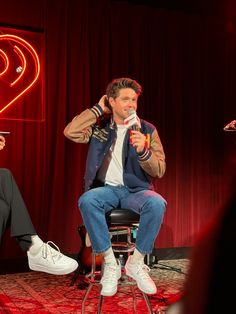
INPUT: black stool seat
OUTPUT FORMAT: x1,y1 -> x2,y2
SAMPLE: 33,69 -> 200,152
106,208 -> 140,225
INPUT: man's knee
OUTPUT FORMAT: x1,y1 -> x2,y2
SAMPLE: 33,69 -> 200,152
0,168 -> 12,181
0,200 -> 10,223
78,191 -> 95,212
148,196 -> 166,217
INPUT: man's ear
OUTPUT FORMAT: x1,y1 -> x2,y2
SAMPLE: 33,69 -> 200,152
103,97 -> 112,112
108,97 -> 115,109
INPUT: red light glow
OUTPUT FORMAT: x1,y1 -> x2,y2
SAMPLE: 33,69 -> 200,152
0,49 -> 9,76
10,45 -> 26,86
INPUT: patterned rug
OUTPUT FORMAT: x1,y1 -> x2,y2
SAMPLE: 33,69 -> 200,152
0,259 -> 189,314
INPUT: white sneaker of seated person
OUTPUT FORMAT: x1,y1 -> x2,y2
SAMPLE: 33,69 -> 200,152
100,260 -> 121,296
27,236 -> 78,275
125,255 -> 157,294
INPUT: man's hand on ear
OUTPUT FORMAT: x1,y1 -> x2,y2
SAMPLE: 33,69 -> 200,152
98,95 -> 112,114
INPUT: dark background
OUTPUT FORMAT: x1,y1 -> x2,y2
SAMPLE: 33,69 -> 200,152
0,0 -> 235,260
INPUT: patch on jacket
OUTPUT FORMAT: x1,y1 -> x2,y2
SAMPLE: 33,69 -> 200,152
145,133 -> 151,149
92,126 -> 109,142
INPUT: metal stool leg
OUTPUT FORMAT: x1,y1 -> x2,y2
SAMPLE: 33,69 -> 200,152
142,292 -> 154,314
97,294 -> 104,314
82,283 -> 94,314
82,253 -> 101,314
130,285 -> 137,313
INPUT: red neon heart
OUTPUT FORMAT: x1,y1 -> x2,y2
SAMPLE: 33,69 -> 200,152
0,34 -> 40,114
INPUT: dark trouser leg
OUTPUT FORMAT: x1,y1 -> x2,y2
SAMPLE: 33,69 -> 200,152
0,199 -> 10,240
0,168 -> 36,251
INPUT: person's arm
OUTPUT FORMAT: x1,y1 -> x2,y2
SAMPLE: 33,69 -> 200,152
0,135 -> 6,150
224,120 -> 236,131
64,95 -> 111,143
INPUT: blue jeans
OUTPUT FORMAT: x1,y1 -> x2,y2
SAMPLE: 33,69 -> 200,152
78,185 -> 167,255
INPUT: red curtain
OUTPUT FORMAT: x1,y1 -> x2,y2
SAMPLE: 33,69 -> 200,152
0,0 -> 235,259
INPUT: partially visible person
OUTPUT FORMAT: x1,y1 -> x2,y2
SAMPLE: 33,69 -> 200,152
166,178 -> 236,313
165,198 -> 236,314
0,135 -> 78,275
166,300 -> 184,314
64,77 -> 167,296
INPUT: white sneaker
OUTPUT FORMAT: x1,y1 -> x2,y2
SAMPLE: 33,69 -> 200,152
125,256 -> 157,294
27,241 -> 78,275
100,261 -> 121,296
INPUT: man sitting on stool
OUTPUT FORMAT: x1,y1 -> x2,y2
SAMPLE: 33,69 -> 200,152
64,77 -> 167,296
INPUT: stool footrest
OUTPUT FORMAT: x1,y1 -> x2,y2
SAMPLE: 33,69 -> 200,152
85,271 -> 101,283
112,242 -> 135,252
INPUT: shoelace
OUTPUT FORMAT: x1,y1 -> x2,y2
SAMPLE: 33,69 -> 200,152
41,241 -> 62,263
102,263 -> 118,283
135,262 -> 151,280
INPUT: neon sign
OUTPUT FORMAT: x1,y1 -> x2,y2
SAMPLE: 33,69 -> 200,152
0,34 -> 40,114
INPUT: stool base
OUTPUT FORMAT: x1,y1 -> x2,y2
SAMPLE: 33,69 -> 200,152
81,271 -> 154,314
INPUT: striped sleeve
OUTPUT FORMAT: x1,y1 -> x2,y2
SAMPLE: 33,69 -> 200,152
90,103 -> 104,118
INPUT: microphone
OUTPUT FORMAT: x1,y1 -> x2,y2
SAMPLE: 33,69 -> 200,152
124,109 -> 141,131
132,124 -> 140,131
129,109 -> 140,131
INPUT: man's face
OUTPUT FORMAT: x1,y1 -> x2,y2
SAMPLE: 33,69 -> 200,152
109,88 -> 138,124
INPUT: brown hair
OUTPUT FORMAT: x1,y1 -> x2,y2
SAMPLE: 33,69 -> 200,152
106,77 -> 142,99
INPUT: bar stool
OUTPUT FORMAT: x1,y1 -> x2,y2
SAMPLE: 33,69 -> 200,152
81,208 -> 154,314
